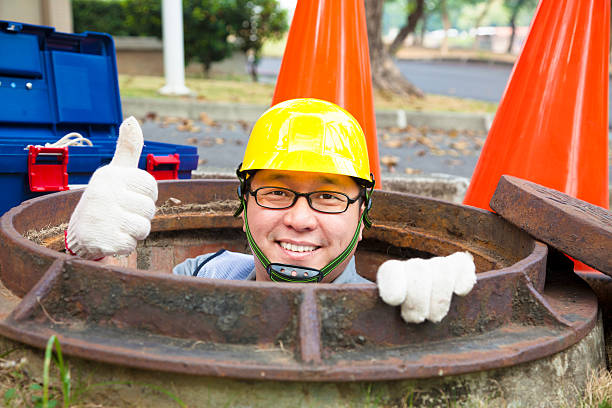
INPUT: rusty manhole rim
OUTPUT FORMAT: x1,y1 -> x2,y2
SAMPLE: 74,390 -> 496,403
0,180 -> 599,381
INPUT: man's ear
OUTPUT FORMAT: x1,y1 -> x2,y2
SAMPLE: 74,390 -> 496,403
358,222 -> 365,242
358,202 -> 366,241
241,207 -> 246,232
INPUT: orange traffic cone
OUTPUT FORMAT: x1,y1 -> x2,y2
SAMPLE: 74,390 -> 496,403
464,0 -> 609,212
272,0 -> 381,187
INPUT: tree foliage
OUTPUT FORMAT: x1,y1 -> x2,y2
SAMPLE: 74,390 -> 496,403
72,0 -> 288,77
122,0 -> 162,37
225,0 -> 288,80
73,0 -> 129,35
225,0 -> 287,57
182,0 -> 235,74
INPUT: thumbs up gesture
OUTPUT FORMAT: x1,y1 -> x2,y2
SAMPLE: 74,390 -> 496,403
66,117 -> 158,260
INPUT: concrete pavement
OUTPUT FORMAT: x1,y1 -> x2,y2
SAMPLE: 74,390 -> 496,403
122,97 -> 494,132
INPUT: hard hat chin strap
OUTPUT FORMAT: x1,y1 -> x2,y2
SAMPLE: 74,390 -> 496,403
237,186 -> 373,283
242,203 -> 367,283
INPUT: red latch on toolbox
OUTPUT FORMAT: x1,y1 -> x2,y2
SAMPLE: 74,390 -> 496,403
28,146 -> 69,192
147,154 -> 180,180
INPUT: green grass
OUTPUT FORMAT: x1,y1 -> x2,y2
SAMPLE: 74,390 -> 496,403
118,74 -> 498,114
119,74 -> 276,105
1,335 -> 187,408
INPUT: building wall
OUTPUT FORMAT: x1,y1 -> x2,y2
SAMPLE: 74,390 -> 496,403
0,0 -> 73,32
115,36 -> 249,78
115,37 -> 164,76
116,50 -> 164,76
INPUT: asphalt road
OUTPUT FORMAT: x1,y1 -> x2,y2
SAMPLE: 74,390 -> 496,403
260,57 -> 512,102
394,59 -> 511,102
260,56 -> 612,122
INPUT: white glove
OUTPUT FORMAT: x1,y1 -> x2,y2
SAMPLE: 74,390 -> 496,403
377,252 -> 476,324
66,116 -> 158,260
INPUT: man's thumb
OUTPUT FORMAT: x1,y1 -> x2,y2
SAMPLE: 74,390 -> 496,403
110,116 -> 144,168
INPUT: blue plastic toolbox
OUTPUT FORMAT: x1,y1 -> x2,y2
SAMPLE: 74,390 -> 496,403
0,20 -> 198,215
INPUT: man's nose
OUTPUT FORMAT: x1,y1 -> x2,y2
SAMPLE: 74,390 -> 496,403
283,196 -> 317,231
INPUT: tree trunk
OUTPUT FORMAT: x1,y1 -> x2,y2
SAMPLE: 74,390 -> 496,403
471,0 -> 495,50
440,0 -> 450,55
247,50 -> 258,82
365,0 -> 424,98
506,0 -> 526,53
417,11 -> 428,46
388,0 -> 425,56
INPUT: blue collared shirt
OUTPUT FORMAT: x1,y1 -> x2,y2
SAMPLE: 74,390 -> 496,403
172,250 -> 372,284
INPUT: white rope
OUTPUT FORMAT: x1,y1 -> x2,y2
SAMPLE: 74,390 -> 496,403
44,132 -> 93,147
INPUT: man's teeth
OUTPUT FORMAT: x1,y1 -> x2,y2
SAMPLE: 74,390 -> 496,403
280,242 -> 317,252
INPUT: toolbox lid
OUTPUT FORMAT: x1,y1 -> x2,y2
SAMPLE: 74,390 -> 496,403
0,31 -> 42,77
490,175 -> 612,277
0,20 -> 122,128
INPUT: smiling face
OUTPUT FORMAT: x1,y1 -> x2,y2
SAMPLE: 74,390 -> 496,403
243,169 -> 365,282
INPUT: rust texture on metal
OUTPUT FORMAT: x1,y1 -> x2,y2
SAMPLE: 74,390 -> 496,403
490,175 -> 612,277
576,271 -> 612,310
0,179 -> 600,381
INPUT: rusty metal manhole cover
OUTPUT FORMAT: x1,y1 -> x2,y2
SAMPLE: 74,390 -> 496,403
490,175 -> 612,277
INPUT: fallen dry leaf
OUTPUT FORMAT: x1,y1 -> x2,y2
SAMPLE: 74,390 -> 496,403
446,149 -> 460,157
416,136 -> 436,149
384,139 -> 403,148
237,120 -> 250,131
404,167 -> 423,175
163,116 -> 181,126
444,158 -> 463,166
186,137 -> 198,145
400,125 -> 416,133
380,155 -> 399,172
165,197 -> 182,206
199,112 -> 217,126
450,141 -> 469,150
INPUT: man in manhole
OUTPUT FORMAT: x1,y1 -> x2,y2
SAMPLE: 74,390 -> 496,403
65,98 -> 476,324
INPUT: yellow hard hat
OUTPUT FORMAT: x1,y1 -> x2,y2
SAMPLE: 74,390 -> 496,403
239,98 -> 373,186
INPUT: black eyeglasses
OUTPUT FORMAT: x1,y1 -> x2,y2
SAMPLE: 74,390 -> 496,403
248,186 -> 361,214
